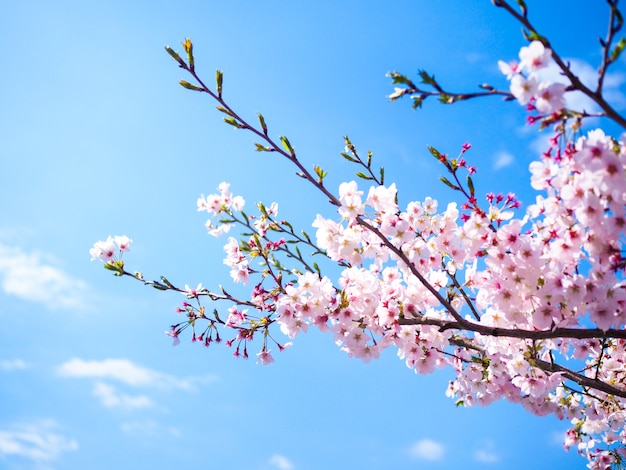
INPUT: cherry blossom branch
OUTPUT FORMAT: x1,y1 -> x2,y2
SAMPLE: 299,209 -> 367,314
168,43 -> 473,326
534,357 -> 626,399
387,70 -> 514,109
493,0 -> 626,129
399,314 -> 626,341
120,268 -> 260,309
171,41 -> 626,348
597,0 -> 625,94
447,335 -> 626,399
341,136 -> 385,185
228,210 -> 322,276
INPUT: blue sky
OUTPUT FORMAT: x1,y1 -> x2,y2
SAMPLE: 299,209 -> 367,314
0,1 -> 622,469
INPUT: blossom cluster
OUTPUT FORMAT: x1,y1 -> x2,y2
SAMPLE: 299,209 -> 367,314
89,235 -> 132,263
271,126 -> 626,466
499,40 -> 566,115
92,40 -> 626,468
196,182 -> 245,236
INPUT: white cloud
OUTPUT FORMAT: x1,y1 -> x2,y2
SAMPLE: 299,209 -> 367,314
474,449 -> 499,463
92,382 -> 154,409
57,358 -> 218,390
0,420 -> 78,463
58,358 -> 219,411
409,438 -> 445,461
120,420 -> 181,438
0,358 -> 27,371
473,440 -> 499,463
269,454 -> 295,470
493,151 -> 515,170
0,243 -> 89,310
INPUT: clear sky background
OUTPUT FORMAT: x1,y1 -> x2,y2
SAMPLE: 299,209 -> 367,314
1,1 -> 623,469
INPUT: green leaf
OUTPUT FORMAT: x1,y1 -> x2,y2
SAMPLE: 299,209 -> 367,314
386,71 -> 410,85
160,276 -> 175,288
412,95 -> 424,109
340,152 -> 357,163
418,70 -> 436,86
428,146 -> 442,160
216,69 -> 223,98
258,113 -> 268,134
104,260 -> 124,276
179,80 -> 203,91
467,175 -> 475,197
280,136 -> 294,155
182,38 -> 194,70
440,176 -> 460,191
522,29 -> 541,41
366,150 -> 372,168
216,105 -> 232,115
254,143 -> 271,152
379,166 -> 385,185
164,45 -> 185,66
313,262 -> 321,276
314,165 -> 327,181
610,37 -> 626,62
223,117 -> 243,128
356,171 -> 372,180
438,93 -> 454,104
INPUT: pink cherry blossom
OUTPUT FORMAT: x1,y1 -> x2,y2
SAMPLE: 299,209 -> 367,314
256,349 -> 275,365
535,82 -> 566,114
518,40 -> 552,71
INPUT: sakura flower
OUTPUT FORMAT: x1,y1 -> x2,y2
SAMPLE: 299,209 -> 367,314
366,183 -> 397,213
535,82 -> 566,113
231,195 -> 245,211
184,283 -> 203,298
256,349 -> 275,365
338,180 -> 364,219
205,219 -> 232,237
529,158 -> 557,190
518,40 -> 552,71
165,328 -> 181,346
498,59 -> 519,79
225,306 -> 246,327
114,235 -> 132,251
510,74 -> 538,105
90,237 -> 117,262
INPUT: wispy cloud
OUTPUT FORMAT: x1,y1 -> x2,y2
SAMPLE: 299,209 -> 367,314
493,151 -> 515,170
57,358 -> 218,390
269,454 -> 295,470
408,438 -> 445,461
0,243 -> 89,310
57,358 -> 219,412
0,358 -> 27,371
120,420 -> 181,438
92,382 -> 154,409
0,419 -> 78,464
474,440 -> 499,464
